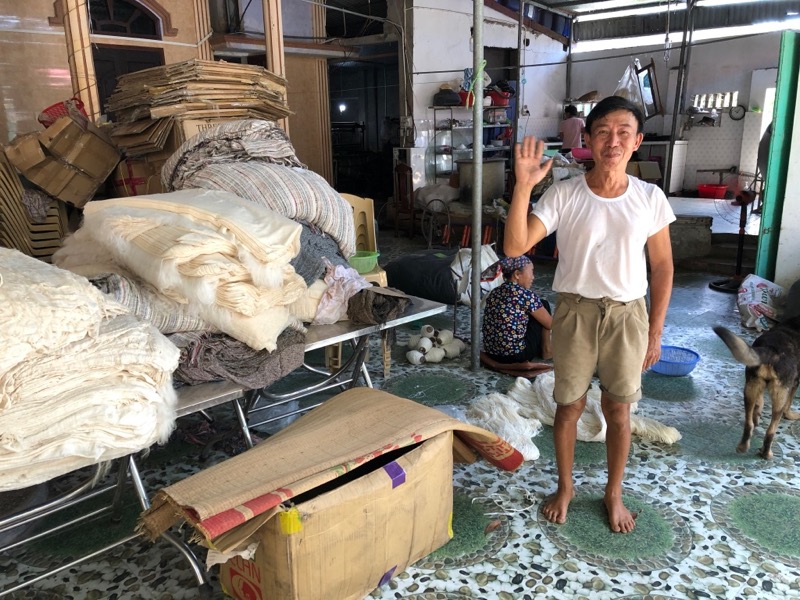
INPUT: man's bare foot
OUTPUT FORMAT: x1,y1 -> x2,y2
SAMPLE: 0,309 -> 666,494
542,487 -> 575,524
604,494 -> 638,533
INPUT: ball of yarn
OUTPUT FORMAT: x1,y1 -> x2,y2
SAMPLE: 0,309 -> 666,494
452,338 -> 467,352
417,337 -> 433,353
406,350 -> 426,365
425,347 -> 446,363
436,329 -> 454,345
442,341 -> 462,358
407,334 -> 421,348
420,324 -> 436,338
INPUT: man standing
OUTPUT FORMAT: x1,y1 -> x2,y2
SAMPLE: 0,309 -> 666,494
558,104 -> 585,153
504,96 -> 675,533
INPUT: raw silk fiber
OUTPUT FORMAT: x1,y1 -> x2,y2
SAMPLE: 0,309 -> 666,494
81,189 -> 306,351
505,372 -> 682,445
0,249 -> 179,492
0,247 -> 127,377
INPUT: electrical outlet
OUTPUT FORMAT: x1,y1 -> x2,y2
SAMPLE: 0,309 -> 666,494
521,105 -> 530,116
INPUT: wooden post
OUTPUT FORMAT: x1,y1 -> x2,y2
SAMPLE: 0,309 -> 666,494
61,0 -> 100,121
263,0 -> 288,133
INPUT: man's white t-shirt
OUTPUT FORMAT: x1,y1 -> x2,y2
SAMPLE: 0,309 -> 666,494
531,174 -> 676,302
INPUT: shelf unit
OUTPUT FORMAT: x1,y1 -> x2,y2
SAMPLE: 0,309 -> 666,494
431,105 -> 512,181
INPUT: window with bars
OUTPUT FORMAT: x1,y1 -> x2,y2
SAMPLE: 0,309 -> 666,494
89,0 -> 160,39
691,91 -> 739,110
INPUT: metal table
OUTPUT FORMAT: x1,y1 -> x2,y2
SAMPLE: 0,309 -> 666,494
240,295 -> 448,446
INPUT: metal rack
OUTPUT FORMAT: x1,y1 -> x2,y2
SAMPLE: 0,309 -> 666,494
431,106 -> 512,182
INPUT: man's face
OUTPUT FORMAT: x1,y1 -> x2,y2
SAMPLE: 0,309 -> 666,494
584,109 -> 643,170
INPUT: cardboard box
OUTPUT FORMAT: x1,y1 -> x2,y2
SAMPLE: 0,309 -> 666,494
626,161 -> 662,183
6,116 -> 121,207
112,158 -> 165,197
176,117 -> 231,142
219,431 -> 454,600
38,116 -> 120,180
4,134 -> 48,172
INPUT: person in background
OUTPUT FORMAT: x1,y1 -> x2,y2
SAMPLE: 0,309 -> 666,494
482,255 -> 552,363
504,96 -> 675,534
559,104 -> 585,153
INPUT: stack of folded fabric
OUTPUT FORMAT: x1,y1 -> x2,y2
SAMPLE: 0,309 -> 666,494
0,249 -> 179,492
57,188 -> 307,352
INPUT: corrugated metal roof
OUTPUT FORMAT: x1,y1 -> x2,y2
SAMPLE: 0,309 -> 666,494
539,0 -> 800,42
321,1 -> 800,42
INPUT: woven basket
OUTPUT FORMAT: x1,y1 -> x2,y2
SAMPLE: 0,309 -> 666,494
651,346 -> 700,376
38,97 -> 87,128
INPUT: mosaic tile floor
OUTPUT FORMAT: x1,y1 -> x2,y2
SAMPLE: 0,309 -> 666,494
3,215 -> 800,600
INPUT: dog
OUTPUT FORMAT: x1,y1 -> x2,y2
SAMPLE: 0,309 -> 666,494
713,316 -> 800,459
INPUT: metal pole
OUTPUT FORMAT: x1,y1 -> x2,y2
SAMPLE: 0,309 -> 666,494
665,0 -> 696,195
470,0 -> 484,371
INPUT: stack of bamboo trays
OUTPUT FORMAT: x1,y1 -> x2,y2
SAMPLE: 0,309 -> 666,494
0,150 -> 68,263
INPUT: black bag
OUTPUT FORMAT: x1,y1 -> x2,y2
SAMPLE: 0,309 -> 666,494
433,88 -> 461,106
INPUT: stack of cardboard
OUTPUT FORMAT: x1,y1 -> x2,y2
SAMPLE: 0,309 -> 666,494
5,114 -> 120,208
0,150 -> 68,263
108,59 -> 290,158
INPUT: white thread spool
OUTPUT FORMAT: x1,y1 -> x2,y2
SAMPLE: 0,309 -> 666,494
407,334 -> 421,349
425,347 -> 446,363
406,350 -> 426,365
420,324 -> 436,338
453,338 -> 467,352
442,341 -> 462,358
436,329 -> 454,345
416,337 -> 433,353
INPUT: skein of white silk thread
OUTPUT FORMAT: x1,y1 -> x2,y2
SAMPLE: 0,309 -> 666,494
420,324 -> 436,338
442,341 -> 462,358
436,329 -> 454,345
407,334 -> 421,348
417,337 -> 433,353
425,347 -> 446,363
406,350 -> 426,365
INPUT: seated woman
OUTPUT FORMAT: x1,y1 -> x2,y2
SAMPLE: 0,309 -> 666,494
481,255 -> 553,375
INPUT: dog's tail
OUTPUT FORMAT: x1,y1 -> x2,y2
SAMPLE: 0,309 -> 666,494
713,326 -> 762,367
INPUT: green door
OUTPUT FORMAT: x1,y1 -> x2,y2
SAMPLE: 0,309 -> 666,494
755,31 -> 799,279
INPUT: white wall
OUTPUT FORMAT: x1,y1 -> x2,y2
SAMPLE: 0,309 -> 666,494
681,34 -> 781,190
570,33 -> 782,191
409,0 -> 565,180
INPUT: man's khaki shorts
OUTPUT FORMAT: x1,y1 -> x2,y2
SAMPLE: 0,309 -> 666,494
551,293 -> 649,405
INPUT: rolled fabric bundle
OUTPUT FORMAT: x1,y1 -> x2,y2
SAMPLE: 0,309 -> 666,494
425,347 -> 446,363
443,341 -> 462,358
420,324 -> 436,338
407,334 -> 422,349
417,337 -> 433,354
406,350 -> 426,365
436,329 -> 454,345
